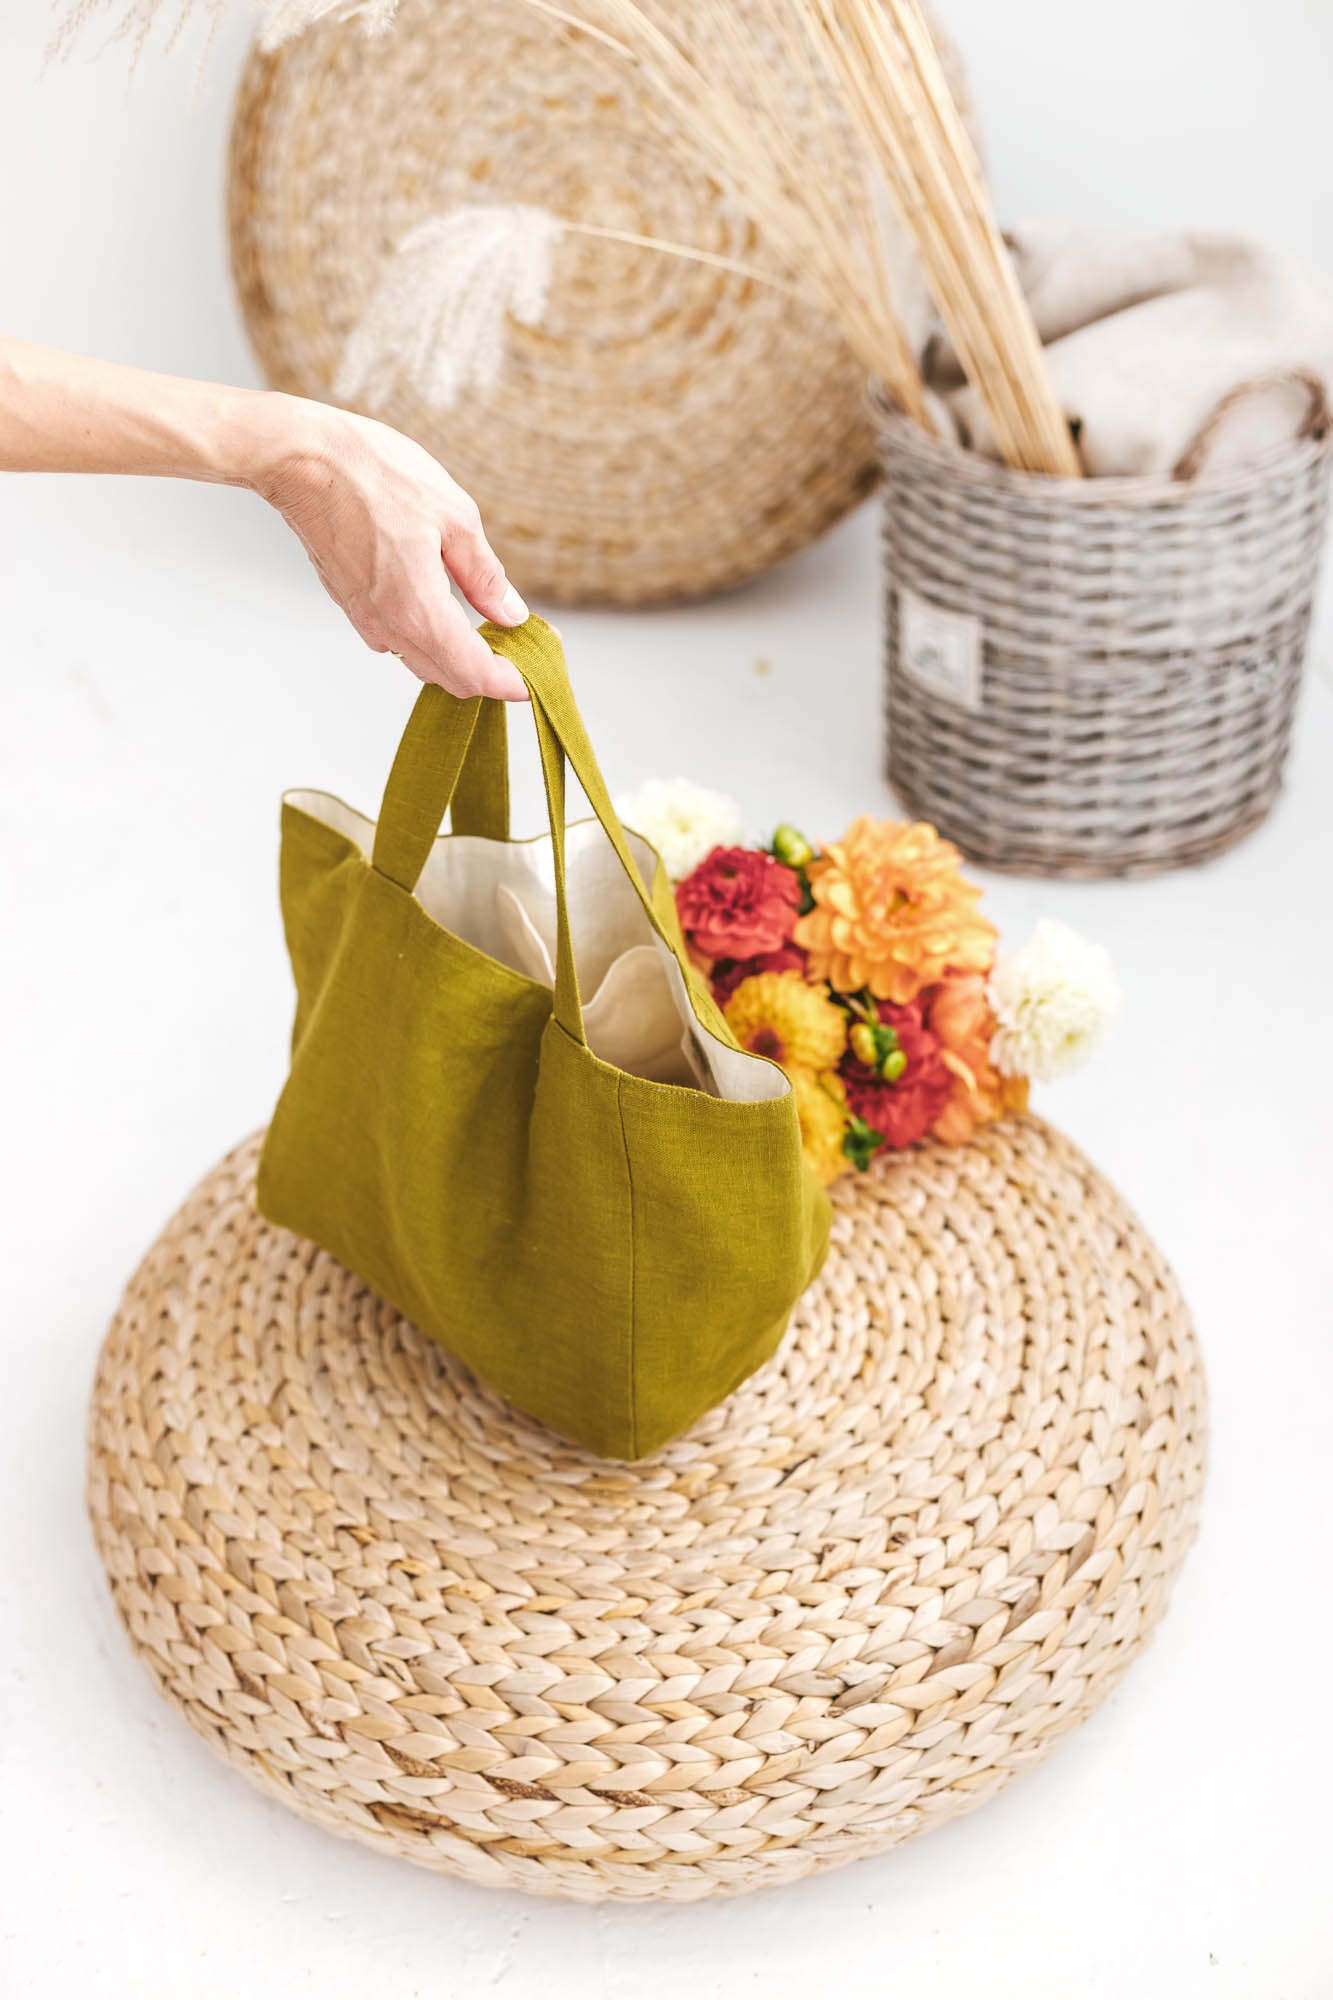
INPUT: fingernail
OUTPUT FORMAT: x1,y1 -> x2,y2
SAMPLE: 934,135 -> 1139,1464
500,585 -> 529,625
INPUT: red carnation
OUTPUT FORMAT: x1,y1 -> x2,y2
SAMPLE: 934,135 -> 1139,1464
675,846 -> 803,961
839,1000 -> 954,1150
710,944 -> 808,1006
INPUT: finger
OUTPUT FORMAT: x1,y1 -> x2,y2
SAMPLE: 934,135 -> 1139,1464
396,590 -> 529,702
441,506 -> 528,627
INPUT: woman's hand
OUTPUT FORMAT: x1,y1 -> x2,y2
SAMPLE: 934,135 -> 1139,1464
0,338 -> 530,700
247,398 -> 530,701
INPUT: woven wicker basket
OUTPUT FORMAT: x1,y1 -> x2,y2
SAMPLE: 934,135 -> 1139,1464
875,370 -> 1332,877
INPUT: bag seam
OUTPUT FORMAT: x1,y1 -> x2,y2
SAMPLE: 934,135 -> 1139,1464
614,1073 -> 638,1459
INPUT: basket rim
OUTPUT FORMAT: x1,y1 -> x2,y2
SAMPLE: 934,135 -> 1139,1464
868,382 -> 1333,504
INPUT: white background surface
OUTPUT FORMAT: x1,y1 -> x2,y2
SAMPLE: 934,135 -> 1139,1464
3,3 -> 1332,1995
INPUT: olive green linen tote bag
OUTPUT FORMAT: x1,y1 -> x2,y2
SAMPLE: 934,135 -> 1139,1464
256,617 -> 830,1459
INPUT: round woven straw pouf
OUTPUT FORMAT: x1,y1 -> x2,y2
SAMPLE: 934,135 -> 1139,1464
227,0 -> 889,605
89,1119 -> 1205,1902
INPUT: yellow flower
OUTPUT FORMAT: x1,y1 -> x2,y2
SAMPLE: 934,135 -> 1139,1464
724,971 -> 847,1073
790,1066 -> 851,1185
795,816 -> 996,1004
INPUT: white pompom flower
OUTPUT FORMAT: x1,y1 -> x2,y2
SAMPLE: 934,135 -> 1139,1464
988,919 -> 1120,1083
614,778 -> 748,883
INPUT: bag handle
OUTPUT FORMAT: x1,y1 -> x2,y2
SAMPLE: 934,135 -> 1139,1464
1172,366 -> 1332,481
450,697 -> 509,839
371,617 -> 673,1045
371,687 -> 510,876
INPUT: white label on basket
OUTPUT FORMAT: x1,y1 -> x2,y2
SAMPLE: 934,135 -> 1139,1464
898,590 -> 983,711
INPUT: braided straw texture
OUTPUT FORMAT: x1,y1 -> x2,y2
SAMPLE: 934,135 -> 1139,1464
875,376 -> 1333,879
89,1120 -> 1205,1902
227,0 -> 883,605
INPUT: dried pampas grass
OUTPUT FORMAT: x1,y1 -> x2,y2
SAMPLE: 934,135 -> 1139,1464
337,200 -> 832,413
256,0 -> 397,52
337,205 -> 563,411
52,0 -> 397,60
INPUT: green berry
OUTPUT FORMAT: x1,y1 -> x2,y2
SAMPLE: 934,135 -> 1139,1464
771,823 -> 816,870
849,1022 -> 880,1068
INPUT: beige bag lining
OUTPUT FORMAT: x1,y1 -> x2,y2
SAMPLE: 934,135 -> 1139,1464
287,791 -> 788,1103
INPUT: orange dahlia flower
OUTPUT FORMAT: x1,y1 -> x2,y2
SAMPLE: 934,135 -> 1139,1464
795,818 -> 997,1005
925,971 -> 1029,1144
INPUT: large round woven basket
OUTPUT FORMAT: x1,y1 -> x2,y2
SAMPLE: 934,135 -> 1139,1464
89,1120 -> 1205,1901
875,372 -> 1332,878
228,0 -> 895,605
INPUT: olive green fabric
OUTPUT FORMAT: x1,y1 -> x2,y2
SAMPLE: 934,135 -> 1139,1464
256,617 -> 830,1458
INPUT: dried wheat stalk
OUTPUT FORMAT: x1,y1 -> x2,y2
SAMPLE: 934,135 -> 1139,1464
528,0 -> 1079,475
801,0 -> 1079,473
519,0 -> 933,426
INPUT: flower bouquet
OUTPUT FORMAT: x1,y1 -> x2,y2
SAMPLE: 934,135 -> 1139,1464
619,781 -> 1119,1185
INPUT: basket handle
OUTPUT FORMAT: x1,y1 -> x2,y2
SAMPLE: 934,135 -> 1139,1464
1172,366 -> 1331,481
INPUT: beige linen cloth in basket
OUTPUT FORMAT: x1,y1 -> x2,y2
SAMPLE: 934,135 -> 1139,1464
934,229 -> 1333,474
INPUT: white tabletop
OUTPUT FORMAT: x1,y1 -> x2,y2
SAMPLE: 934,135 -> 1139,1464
3,7 -> 1332,1996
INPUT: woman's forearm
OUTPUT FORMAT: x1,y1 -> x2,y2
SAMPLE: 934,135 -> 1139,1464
0,335 -> 530,699
0,334 -> 291,484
